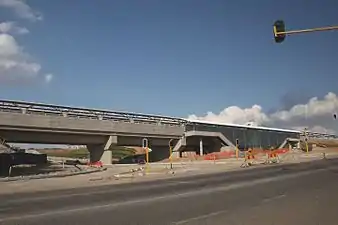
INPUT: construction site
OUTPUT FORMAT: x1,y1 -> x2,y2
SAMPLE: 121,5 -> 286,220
1,128 -> 338,182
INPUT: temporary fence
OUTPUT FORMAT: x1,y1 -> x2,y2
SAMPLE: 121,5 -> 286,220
204,151 -> 235,160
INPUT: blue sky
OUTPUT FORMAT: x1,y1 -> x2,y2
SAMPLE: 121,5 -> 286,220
0,0 -> 338,130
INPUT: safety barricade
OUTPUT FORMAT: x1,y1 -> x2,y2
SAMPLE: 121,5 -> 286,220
240,149 -> 256,168
87,161 -> 103,168
264,150 -> 280,164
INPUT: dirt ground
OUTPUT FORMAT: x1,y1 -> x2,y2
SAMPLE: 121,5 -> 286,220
1,147 -> 338,195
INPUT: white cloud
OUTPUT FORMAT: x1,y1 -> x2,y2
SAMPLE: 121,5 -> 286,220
0,1 -> 52,84
188,105 -> 269,126
188,92 -> 338,134
0,21 -> 29,35
0,33 -> 42,82
44,73 -> 53,83
0,0 -> 42,22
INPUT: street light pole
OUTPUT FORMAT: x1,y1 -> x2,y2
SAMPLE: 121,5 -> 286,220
303,128 -> 309,153
168,139 -> 174,170
142,138 -> 149,172
235,139 -> 239,159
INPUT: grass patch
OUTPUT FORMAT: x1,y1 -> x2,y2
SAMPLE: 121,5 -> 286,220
39,148 -> 89,158
112,147 -> 136,159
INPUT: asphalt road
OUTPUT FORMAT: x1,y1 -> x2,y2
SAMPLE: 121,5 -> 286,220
1,159 -> 338,225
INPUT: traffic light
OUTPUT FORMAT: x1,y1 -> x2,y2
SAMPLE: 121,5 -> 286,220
236,139 -> 239,146
334,114 -> 337,119
273,20 -> 286,43
142,138 -> 148,148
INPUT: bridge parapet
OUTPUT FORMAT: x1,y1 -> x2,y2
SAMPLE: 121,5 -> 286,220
301,132 -> 338,140
0,100 -> 186,127
0,111 -> 185,138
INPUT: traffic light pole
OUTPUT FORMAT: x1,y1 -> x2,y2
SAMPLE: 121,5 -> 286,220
275,25 -> 338,37
273,20 -> 338,43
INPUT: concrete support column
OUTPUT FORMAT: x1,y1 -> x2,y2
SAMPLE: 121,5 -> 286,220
199,138 -> 203,156
88,145 -> 112,165
172,136 -> 186,158
87,135 -> 117,165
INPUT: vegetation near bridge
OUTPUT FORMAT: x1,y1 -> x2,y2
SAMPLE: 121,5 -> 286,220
38,146 -> 137,160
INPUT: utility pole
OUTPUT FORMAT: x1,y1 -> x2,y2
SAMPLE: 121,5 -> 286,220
168,139 -> 174,170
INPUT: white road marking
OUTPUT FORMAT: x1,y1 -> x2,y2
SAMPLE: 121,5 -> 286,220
262,194 -> 286,203
0,167 -> 333,223
172,209 -> 229,224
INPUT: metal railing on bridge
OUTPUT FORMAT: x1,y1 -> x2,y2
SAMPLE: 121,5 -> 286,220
301,132 -> 338,140
0,100 -> 337,139
0,100 -> 187,126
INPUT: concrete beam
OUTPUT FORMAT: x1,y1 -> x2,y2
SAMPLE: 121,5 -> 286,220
117,136 -> 179,147
0,112 -> 184,137
0,130 -> 106,145
0,130 -> 179,146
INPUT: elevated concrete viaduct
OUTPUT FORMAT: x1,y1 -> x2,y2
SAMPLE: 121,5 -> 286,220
0,111 -> 184,165
1,100 -> 337,165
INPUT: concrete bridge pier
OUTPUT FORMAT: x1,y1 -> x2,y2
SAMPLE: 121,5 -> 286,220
199,138 -> 204,156
87,135 -> 117,165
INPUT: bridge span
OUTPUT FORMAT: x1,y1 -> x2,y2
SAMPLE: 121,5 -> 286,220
0,100 -> 187,164
0,100 -> 337,165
